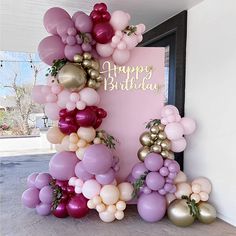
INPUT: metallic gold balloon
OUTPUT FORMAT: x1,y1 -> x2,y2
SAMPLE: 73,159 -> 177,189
91,60 -> 100,70
96,75 -> 104,82
155,139 -> 162,146
90,69 -> 100,79
83,52 -> 92,60
138,146 -> 150,161
168,151 -> 175,159
74,54 -> 83,63
57,63 -> 87,90
150,133 -> 158,140
161,150 -> 170,158
161,140 -> 171,150
94,82 -> 101,90
150,144 -> 162,153
158,123 -> 165,131
87,79 -> 97,88
198,202 -> 216,224
139,132 -> 153,146
82,59 -> 92,68
150,125 -> 159,134
158,131 -> 167,140
168,199 -> 195,227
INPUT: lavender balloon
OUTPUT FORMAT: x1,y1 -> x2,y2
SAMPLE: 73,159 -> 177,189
36,203 -> 51,216
144,153 -> 163,171
22,187 -> 40,208
27,172 -> 38,188
39,186 -> 53,204
83,144 -> 113,175
95,168 -> 115,185
131,162 -> 148,179
35,173 -> 52,189
75,161 -> 94,181
137,192 -> 166,222
146,172 -> 165,191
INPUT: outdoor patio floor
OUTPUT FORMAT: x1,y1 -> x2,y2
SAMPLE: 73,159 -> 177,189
0,154 -> 236,236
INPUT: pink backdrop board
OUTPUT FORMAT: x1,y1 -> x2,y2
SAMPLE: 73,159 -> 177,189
99,47 -> 165,181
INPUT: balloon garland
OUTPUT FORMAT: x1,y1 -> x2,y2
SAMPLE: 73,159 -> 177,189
22,2 -> 217,226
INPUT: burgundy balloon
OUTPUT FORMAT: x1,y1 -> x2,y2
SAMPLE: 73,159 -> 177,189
93,117 -> 102,129
59,108 -> 77,118
76,107 -> 97,127
58,117 -> 78,135
66,194 -> 89,218
92,22 -> 114,44
53,202 -> 69,218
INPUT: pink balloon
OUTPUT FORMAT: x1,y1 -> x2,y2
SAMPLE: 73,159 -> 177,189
112,49 -> 130,65
38,36 -> 65,65
57,18 -> 74,37
165,122 -> 184,140
49,151 -> 78,180
27,172 -> 38,188
123,34 -> 138,49
72,11 -> 86,22
161,105 -> 179,117
171,137 -> 187,152
75,13 -> 93,33
64,44 -> 83,61
36,203 -> 51,216
32,86 -> 46,104
45,103 -> 61,120
110,11 -> 130,31
46,94 -> 58,103
96,43 -> 114,57
180,117 -> 196,135
79,87 -> 100,106
57,90 -> 71,108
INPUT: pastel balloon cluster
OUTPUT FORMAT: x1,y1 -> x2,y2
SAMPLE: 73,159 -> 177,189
96,10 -> 146,65
161,105 -> 196,153
21,172 -> 53,216
87,183 -> 134,222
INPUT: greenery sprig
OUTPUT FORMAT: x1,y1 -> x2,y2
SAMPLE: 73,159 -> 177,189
122,25 -> 137,36
50,180 -> 63,211
145,119 -> 161,129
132,171 -> 149,198
182,195 -> 200,219
96,130 -> 118,149
46,58 -> 67,77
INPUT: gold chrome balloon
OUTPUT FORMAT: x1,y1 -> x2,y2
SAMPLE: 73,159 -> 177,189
139,132 -> 153,146
91,60 -> 100,70
137,146 -> 150,161
168,199 -> 195,227
158,123 -> 165,131
90,69 -> 100,79
155,140 -> 162,146
57,63 -> 87,90
73,54 -> 83,63
150,125 -> 159,134
161,150 -> 170,158
83,52 -> 92,60
198,202 -> 216,224
87,79 -> 97,88
82,59 -> 92,68
158,131 -> 167,140
150,144 -> 162,153
161,140 -> 171,150
150,133 -> 158,140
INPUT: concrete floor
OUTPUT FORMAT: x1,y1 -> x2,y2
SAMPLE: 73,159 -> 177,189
0,154 -> 236,236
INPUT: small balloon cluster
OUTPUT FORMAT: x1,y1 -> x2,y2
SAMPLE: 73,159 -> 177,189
39,3 -> 145,66
167,172 -> 216,227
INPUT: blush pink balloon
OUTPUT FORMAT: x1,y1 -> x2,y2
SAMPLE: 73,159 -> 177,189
57,18 -> 74,37
32,86 -> 46,104
45,103 -> 61,120
123,34 -> 138,49
43,7 -> 70,34
171,137 -> 187,152
110,11 -> 130,31
57,90 -> 71,108
165,122 -> 184,140
96,43 -> 114,57
64,44 -> 83,61
38,36 -> 65,65
180,117 -> 196,135
112,49 -> 130,65
79,87 -> 100,106
46,94 -> 58,103
161,105 -> 179,117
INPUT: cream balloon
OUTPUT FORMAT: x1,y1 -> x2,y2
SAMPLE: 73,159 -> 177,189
107,205 -> 117,214
100,185 -> 120,205
87,199 -> 96,209
61,136 -> 70,151
69,133 -> 79,143
174,171 -> 187,184
116,201 -> 126,211
96,203 -> 106,213
117,182 -> 134,201
76,146 -> 88,160
77,127 -> 96,142
192,177 -> 212,194
190,193 -> 201,203
166,193 -> 177,206
175,182 -> 192,199
115,210 -> 124,220
82,179 -> 101,199
99,210 -> 116,223
199,191 -> 209,201
55,144 -> 64,152
192,184 -> 201,194
93,196 -> 102,205
47,127 -> 65,144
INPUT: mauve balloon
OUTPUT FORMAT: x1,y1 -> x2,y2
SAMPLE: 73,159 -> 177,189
75,162 -> 94,181
76,107 -> 97,127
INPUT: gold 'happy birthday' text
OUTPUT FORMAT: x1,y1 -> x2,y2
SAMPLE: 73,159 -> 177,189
100,61 -> 164,93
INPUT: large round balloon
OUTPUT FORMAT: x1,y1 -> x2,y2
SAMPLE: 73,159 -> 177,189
92,22 -> 114,44
137,192 -> 166,222
38,36 -> 65,65
49,151 -> 78,180
83,144 -> 113,175
21,187 -> 40,208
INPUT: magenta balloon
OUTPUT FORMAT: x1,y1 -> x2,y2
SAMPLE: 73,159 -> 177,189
75,14 -> 93,33
137,192 -> 166,222
83,144 -> 113,175
92,22 -> 114,44
131,162 -> 148,179
75,161 -> 94,181
36,203 -> 51,216
146,172 -> 165,191
38,36 -> 65,65
39,186 -> 53,204
27,172 -> 38,188
144,153 -> 164,172
35,173 -> 52,189
95,168 -> 115,185
57,18 -> 74,37
49,151 -> 79,180
64,44 -> 83,61
58,118 -> 78,135
76,107 -> 97,127
31,86 -> 46,104
22,187 -> 40,208
43,7 -> 70,34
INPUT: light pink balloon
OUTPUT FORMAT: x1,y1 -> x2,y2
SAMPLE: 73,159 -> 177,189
43,7 -> 70,34
79,88 -> 100,106
165,122 -> 184,140
32,85 -> 46,104
110,11 -> 130,31
57,18 -> 74,37
171,137 -> 187,152
161,105 -> 179,117
51,84 -> 63,94
38,36 -> 65,65
41,85 -> 51,95
123,34 -> 138,49
96,43 -> 114,57
180,117 -> 196,135
64,44 -> 83,61
45,103 -> 61,120
57,90 -> 71,108
112,49 -> 130,65
46,94 -> 58,103
82,179 -> 101,199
